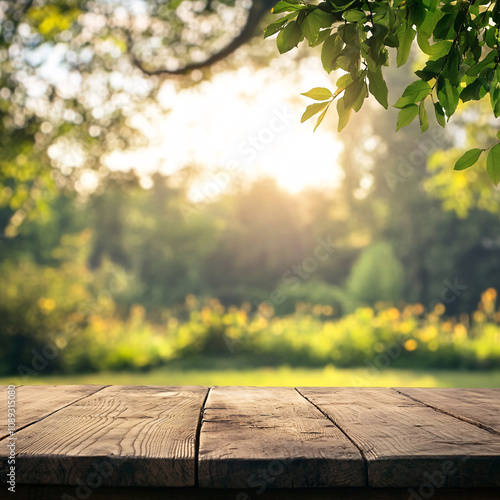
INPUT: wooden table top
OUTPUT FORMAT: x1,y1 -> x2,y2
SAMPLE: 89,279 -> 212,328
1,385 -> 500,492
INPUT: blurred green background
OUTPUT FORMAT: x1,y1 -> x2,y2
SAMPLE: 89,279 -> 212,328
1,0 -> 500,387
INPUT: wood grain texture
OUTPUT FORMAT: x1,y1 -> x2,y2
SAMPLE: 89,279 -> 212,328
298,387 -> 500,488
0,385 -> 208,487
198,386 -> 366,488
396,388 -> 500,434
0,385 -> 104,440
0,385 -> 10,438
3,385 -> 500,492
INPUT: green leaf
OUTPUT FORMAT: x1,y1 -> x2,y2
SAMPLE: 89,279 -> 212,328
309,28 -> 331,47
337,97 -> 352,132
433,13 -> 456,40
276,21 -> 303,54
497,131 -> 500,140
344,77 -> 366,110
394,80 -> 432,108
415,70 -> 436,81
336,73 -> 353,89
417,32 -> 432,55
446,47 -> 460,85
437,78 -> 459,118
353,81 -> 367,113
301,87 -> 332,101
264,12 -> 299,39
321,33 -> 343,73
329,0 -> 357,12
423,0 -> 439,12
314,105 -> 330,132
271,1 -> 301,14
338,23 -> 360,47
466,51 -> 496,76
487,144 -> 500,186
490,68 -> 500,118
460,78 -> 488,103
367,23 -> 389,55
454,148 -> 483,171
301,102 -> 328,123
428,40 -> 452,60
396,25 -> 416,67
419,100 -> 429,133
343,10 -> 366,23
433,102 -> 446,128
301,9 -> 335,45
419,6 -> 442,35
367,67 -> 388,109
485,27 -> 497,48
413,2 -> 426,28
396,104 -> 419,131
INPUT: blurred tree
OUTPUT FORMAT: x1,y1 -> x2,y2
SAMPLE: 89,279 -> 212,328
2,0 -> 500,324
203,178 -> 306,302
0,0 -> 277,236
345,241 -> 404,310
84,171 -> 220,311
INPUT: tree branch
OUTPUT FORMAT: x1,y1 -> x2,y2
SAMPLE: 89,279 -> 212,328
128,0 -> 275,77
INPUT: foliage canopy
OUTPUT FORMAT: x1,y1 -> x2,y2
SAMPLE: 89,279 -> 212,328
266,0 -> 500,184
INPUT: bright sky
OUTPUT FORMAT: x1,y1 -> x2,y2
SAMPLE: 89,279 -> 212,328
105,55 -> 345,197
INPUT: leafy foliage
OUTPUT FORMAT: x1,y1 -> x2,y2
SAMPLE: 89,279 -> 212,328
7,283 -> 500,374
345,242 -> 404,311
266,0 -> 500,185
3,163 -> 500,375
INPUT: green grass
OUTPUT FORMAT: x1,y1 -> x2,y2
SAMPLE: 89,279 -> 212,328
2,364 -> 500,387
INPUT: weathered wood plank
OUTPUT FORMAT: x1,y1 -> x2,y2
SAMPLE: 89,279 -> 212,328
0,385 -> 208,487
396,388 -> 500,434
198,386 -> 366,488
9,486 -> 500,500
298,387 -> 500,488
0,385 -> 104,440
0,385 -> 10,438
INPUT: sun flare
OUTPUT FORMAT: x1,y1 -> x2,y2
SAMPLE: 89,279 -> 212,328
106,58 -> 344,195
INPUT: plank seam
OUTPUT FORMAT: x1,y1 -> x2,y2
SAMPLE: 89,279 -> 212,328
0,385 -> 110,442
392,388 -> 500,436
194,386 -> 211,487
294,388 -> 368,486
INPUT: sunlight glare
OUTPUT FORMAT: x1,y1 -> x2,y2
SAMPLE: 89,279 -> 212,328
106,56 -> 344,196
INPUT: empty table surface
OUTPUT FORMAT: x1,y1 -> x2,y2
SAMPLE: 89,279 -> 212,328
1,385 -> 499,493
